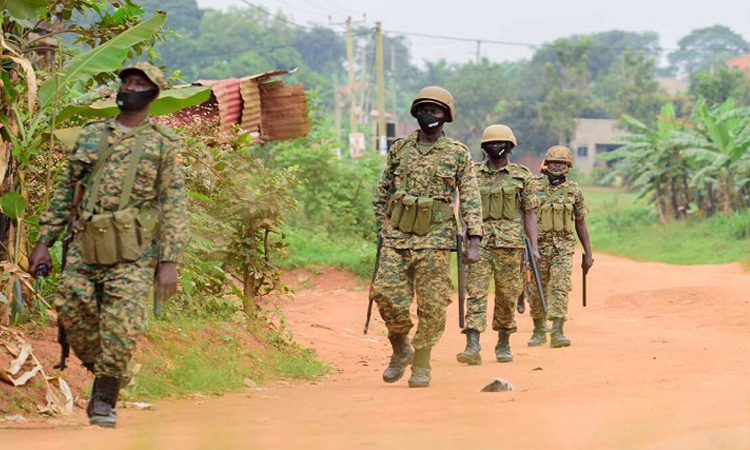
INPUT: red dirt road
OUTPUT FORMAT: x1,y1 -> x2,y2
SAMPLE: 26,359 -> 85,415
4,252 -> 750,450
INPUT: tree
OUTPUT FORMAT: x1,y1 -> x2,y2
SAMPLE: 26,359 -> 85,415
537,37 -> 594,144
690,67 -> 750,107
668,25 -> 750,76
593,50 -> 665,128
444,59 -> 512,150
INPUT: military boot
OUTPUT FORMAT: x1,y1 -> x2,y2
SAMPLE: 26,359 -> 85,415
527,318 -> 547,347
495,331 -> 514,363
550,318 -> 571,348
382,333 -> 414,383
408,347 -> 432,388
456,329 -> 482,365
88,376 -> 120,428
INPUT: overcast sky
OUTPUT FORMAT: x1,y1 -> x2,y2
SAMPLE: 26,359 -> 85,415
195,0 -> 750,67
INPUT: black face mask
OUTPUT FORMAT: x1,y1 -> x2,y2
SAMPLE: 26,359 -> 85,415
483,144 -> 510,161
417,114 -> 444,133
116,89 -> 158,112
547,172 -> 566,186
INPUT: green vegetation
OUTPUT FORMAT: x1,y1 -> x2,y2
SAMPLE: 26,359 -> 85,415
585,187 -> 750,265
126,316 -> 331,400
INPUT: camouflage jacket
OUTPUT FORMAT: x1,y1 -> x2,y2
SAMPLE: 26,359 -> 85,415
532,175 -> 588,247
373,131 -> 482,249
477,161 -> 540,249
38,117 -> 188,262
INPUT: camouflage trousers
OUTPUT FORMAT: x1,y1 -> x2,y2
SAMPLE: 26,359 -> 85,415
371,246 -> 452,350
528,239 -> 574,320
55,238 -> 155,382
464,247 -> 524,334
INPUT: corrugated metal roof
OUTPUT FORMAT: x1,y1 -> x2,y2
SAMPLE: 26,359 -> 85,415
190,69 -> 309,141
194,78 -> 242,132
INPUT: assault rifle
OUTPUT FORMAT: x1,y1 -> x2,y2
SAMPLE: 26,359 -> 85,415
363,232 -> 383,334
524,236 -> 547,314
456,234 -> 467,329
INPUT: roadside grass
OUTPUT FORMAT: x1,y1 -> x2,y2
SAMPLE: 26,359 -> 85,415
124,315 -> 332,401
281,227 -> 375,279
584,187 -> 750,265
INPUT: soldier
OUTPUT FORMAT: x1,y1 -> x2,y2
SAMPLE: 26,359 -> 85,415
527,145 -> 594,348
456,125 -> 540,365
371,86 -> 482,388
29,62 -> 188,427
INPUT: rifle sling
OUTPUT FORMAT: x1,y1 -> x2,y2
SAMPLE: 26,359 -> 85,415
83,123 -> 151,213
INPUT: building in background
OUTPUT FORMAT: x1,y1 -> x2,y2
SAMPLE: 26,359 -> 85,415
567,118 -> 626,174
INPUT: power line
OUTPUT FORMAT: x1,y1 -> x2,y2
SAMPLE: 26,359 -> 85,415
383,28 -> 688,54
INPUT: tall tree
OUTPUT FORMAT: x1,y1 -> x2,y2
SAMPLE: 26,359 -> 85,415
668,25 -> 750,76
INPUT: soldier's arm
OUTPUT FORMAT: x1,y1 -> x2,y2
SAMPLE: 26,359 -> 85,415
155,135 -> 188,263
456,150 -> 482,239
372,141 -> 401,231
573,187 -> 593,269
521,172 -> 541,252
37,142 -> 88,245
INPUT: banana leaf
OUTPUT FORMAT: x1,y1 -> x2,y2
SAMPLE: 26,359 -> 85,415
54,85 -> 212,124
38,11 -> 167,109
5,0 -> 49,20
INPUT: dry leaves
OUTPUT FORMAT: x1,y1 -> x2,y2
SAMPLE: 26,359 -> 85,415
0,326 -> 73,416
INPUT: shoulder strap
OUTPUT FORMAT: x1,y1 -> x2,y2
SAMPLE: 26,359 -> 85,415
83,124 -> 152,213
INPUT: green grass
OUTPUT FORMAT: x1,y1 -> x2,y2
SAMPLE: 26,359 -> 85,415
281,226 -> 376,278
125,315 -> 332,400
583,187 -> 750,265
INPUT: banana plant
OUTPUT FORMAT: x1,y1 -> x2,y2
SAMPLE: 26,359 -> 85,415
599,103 -> 691,221
671,98 -> 750,214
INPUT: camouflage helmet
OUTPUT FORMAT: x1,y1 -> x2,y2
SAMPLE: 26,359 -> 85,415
543,145 -> 574,167
410,86 -> 455,122
118,61 -> 169,91
481,124 -> 517,148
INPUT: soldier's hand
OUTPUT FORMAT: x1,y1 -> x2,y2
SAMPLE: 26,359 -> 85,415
463,236 -> 481,265
29,242 -> 52,277
156,262 -> 179,300
532,248 -> 541,266
582,253 -> 594,274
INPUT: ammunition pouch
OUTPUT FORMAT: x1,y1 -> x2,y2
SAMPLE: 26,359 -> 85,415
539,202 -> 574,232
75,205 -> 158,265
480,185 -> 519,220
389,193 -> 452,236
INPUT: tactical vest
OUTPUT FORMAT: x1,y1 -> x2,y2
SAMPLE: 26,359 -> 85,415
538,183 -> 575,232
386,143 -> 454,236
74,125 -> 160,265
479,171 -> 522,221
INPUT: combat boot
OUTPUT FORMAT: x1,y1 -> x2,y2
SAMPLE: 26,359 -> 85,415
88,375 -> 120,428
456,329 -> 482,365
495,331 -> 514,363
550,318 -> 571,348
527,318 -> 547,347
408,347 -> 432,388
382,333 -> 414,383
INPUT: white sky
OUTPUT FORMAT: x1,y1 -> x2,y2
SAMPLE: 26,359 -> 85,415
195,0 -> 750,66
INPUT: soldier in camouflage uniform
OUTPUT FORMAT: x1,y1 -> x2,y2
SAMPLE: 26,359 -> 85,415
29,62 -> 187,427
527,145 -> 593,348
371,86 -> 482,388
456,125 -> 540,365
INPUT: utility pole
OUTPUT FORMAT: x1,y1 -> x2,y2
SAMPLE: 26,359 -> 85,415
346,16 -> 357,135
376,21 -> 386,153
475,40 -> 481,64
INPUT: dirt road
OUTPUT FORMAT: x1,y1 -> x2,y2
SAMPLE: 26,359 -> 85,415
5,252 -> 750,450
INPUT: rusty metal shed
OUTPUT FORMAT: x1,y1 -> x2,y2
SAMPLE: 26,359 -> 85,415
192,69 -> 310,142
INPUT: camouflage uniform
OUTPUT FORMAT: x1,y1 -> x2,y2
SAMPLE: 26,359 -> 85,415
372,131 -> 482,350
37,117 -> 187,382
528,175 -> 588,321
464,162 -> 539,333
